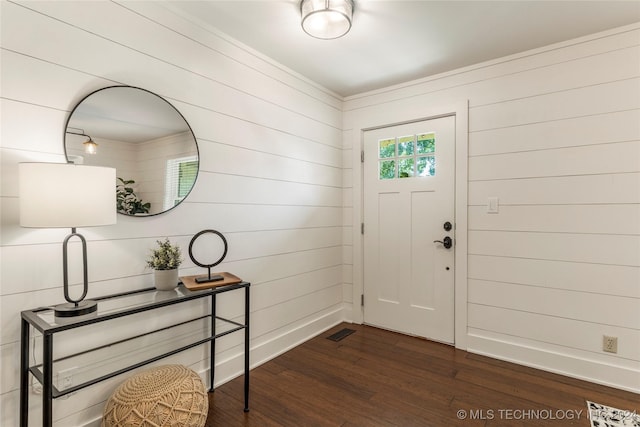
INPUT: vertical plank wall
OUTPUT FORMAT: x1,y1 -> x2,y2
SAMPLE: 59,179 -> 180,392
343,24 -> 640,392
0,1 -> 344,425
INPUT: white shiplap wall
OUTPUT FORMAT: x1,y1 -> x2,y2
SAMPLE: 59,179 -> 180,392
344,24 -> 640,392
0,1 -> 344,425
2,1 -> 639,425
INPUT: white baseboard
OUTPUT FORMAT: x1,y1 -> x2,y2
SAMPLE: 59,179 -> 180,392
467,332 -> 640,394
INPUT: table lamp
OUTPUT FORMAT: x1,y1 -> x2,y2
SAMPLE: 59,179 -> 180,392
19,163 -> 116,317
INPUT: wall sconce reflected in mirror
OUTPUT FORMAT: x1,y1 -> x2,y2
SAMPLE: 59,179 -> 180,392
83,136 -> 98,155
67,127 -> 98,155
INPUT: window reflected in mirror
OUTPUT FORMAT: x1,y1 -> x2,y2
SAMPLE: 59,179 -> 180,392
165,156 -> 198,210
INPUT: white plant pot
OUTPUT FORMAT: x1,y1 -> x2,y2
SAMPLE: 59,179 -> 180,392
154,269 -> 179,291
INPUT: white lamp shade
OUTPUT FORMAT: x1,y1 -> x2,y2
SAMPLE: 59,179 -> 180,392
301,0 -> 353,39
19,163 -> 117,228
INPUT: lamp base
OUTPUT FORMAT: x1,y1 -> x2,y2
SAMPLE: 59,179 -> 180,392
54,300 -> 98,317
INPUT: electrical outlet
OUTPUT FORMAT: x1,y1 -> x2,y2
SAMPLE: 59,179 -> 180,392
602,335 -> 618,354
56,367 -> 77,391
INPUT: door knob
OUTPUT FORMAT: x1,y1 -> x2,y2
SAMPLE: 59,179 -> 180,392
433,236 -> 453,249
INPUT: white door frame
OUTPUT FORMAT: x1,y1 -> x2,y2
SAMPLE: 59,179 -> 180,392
350,100 -> 469,350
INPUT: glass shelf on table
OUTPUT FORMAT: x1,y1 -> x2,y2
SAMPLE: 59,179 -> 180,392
29,285 -> 217,330
29,315 -> 244,397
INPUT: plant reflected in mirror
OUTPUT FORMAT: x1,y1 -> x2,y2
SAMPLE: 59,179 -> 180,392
116,178 -> 150,215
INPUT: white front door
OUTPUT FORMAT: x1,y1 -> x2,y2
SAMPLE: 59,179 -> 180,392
363,116 -> 455,343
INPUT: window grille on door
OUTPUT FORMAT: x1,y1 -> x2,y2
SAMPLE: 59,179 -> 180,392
378,132 -> 435,180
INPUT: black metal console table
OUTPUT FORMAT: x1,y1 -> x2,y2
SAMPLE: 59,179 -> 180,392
20,282 -> 250,427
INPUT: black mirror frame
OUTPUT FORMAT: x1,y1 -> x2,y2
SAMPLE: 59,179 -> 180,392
64,85 -> 199,217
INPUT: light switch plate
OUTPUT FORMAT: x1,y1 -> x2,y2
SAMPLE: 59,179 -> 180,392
487,197 -> 499,214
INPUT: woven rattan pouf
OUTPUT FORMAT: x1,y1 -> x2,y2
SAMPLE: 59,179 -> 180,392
102,364 -> 208,427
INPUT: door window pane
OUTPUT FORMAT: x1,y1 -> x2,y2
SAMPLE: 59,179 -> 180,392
417,133 -> 435,154
379,139 -> 395,158
398,158 -> 414,178
417,156 -> 435,176
398,135 -> 414,157
379,160 -> 395,180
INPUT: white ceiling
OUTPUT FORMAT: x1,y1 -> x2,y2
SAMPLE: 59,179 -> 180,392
166,0 -> 640,97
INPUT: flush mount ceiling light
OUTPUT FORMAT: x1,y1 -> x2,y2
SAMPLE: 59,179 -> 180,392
301,0 -> 354,40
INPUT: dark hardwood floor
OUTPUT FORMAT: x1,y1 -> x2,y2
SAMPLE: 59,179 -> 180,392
205,323 -> 639,426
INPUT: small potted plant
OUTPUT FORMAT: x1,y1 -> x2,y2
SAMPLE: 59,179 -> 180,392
146,238 -> 183,290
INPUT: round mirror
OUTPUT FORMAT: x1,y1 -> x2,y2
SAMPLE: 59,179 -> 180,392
64,86 -> 199,216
